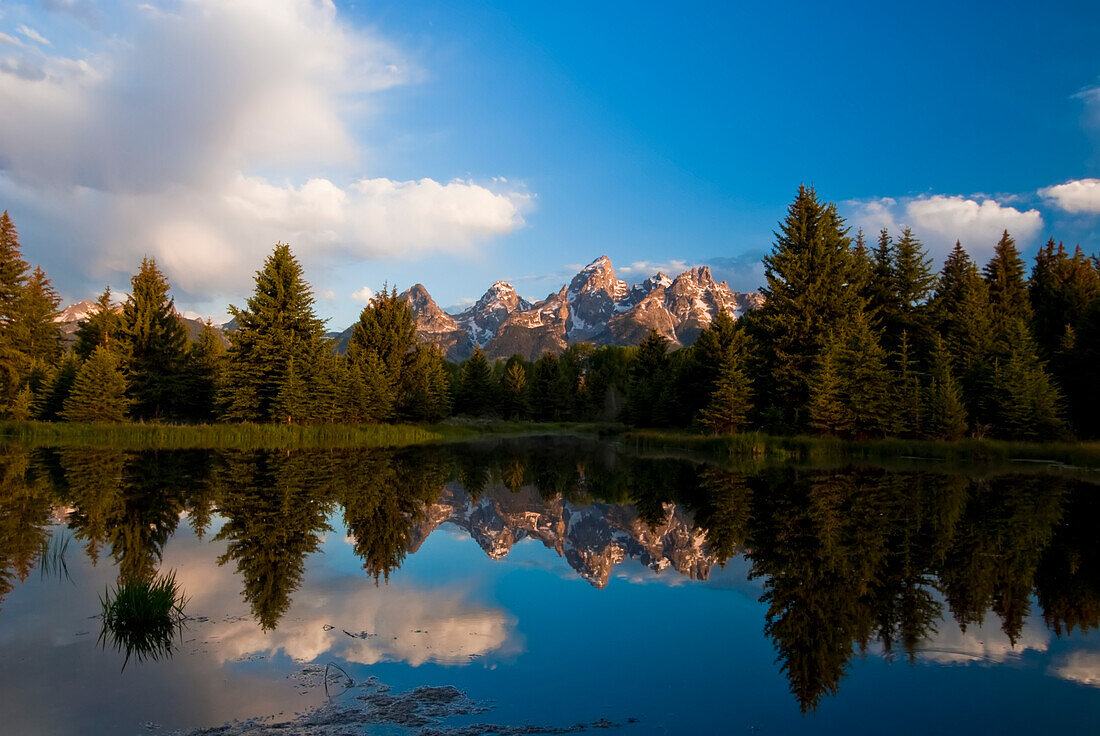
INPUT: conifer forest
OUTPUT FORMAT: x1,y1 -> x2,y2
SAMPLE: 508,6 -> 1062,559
2,185 -> 1098,443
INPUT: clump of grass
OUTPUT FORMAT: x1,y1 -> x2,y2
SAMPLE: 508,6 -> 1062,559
99,571 -> 189,669
0,421 -> 443,450
38,532 -> 72,583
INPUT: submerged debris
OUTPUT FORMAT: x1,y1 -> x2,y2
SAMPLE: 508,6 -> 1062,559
185,669 -> 632,736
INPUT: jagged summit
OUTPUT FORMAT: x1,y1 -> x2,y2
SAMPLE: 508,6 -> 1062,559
386,255 -> 762,361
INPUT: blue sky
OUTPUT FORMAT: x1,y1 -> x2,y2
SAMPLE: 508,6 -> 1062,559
1,1 -> 1098,325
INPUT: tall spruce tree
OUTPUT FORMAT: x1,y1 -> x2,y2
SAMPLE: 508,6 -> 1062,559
626,330 -> 671,427
928,242 -> 995,423
0,212 -> 29,406
698,354 -> 753,435
750,186 -> 865,430
187,321 -> 226,422
74,288 -> 123,360
121,258 -> 190,419
989,321 -> 1067,440
501,359 -> 530,419
1029,240 -> 1099,357
61,346 -> 131,422
455,348 -> 495,416
345,286 -> 417,409
924,336 -> 968,440
888,228 -> 936,350
399,344 -> 450,421
13,267 -> 62,366
807,314 -> 893,438
223,244 -> 327,421
984,230 -> 1033,336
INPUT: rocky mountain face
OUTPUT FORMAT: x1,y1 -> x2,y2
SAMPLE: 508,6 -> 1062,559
55,299 -> 225,347
407,483 -> 718,588
395,256 -> 761,361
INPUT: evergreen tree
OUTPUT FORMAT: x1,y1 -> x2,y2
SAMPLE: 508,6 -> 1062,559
399,344 -> 450,421
929,242 -> 995,422
868,229 -> 896,324
888,228 -> 935,349
984,230 -> 1033,336
530,352 -> 567,421
850,229 -> 875,307
1029,240 -> 1100,357
750,186 -> 865,430
223,244 -> 327,421
74,288 -> 123,360
9,385 -> 34,421
357,352 -> 397,422
501,358 -> 530,419
989,321 -> 1066,440
808,315 -> 894,438
345,286 -> 417,409
272,358 -> 309,424
893,332 -> 922,437
0,212 -> 29,406
61,347 -> 131,422
121,258 -> 190,419
626,330 -> 671,426
34,353 -> 79,421
1059,303 -> 1100,437
455,348 -> 495,416
698,355 -> 753,435
923,336 -> 968,440
12,266 -> 62,365
187,321 -> 225,422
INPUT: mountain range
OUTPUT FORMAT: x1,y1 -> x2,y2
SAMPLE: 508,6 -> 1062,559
56,256 -> 761,361
388,256 -> 762,361
407,482 -> 717,588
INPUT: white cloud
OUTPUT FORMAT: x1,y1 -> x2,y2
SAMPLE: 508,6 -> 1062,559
16,25 -> 50,46
848,194 -> 1044,264
1051,650 -> 1100,687
351,286 -> 374,303
0,0 -> 530,303
914,617 -> 1049,666
1039,179 -> 1100,214
618,259 -> 692,277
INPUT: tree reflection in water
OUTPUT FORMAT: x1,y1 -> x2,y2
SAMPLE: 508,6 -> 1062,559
0,439 -> 1096,710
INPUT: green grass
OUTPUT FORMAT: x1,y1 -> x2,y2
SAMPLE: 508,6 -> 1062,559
621,428 -> 1100,472
0,420 -> 443,449
99,571 -> 188,669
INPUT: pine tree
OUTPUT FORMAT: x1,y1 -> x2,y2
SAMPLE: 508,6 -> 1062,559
893,332 -> 922,437
868,229 -> 896,325
455,348 -> 495,416
929,242 -> 995,423
345,285 -> 417,411
356,351 -> 396,422
74,288 -> 123,360
0,212 -> 29,406
808,315 -> 893,438
399,344 -> 450,421
501,359 -> 530,419
625,330 -> 671,426
11,266 -> 62,365
61,347 -> 131,422
187,321 -> 225,422
808,340 -> 848,435
750,186 -> 866,430
984,230 -> 1033,336
989,321 -> 1066,440
121,257 -> 190,419
34,353 -> 79,420
888,228 -> 936,349
698,355 -> 753,435
1029,240 -> 1100,357
223,244 -> 328,421
272,358 -> 309,424
924,336 -> 968,440
9,385 -> 34,421
530,352 -> 566,422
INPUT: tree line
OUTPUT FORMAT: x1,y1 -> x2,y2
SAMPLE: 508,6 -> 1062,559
1,184 -> 1098,440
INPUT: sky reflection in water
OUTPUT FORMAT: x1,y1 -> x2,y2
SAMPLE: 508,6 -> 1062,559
0,439 -> 1099,734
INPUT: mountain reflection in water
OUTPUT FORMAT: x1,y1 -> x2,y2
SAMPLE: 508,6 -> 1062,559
0,437 -> 1098,720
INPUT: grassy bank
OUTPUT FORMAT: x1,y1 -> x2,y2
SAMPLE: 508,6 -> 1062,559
0,421 -> 444,450
621,429 -> 1100,471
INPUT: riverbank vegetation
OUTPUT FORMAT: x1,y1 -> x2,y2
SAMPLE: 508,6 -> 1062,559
1,184 -> 1097,444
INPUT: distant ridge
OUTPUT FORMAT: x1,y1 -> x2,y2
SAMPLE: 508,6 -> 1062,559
388,256 -> 762,361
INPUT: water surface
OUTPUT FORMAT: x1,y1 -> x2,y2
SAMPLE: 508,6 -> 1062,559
1,439 -> 1098,734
